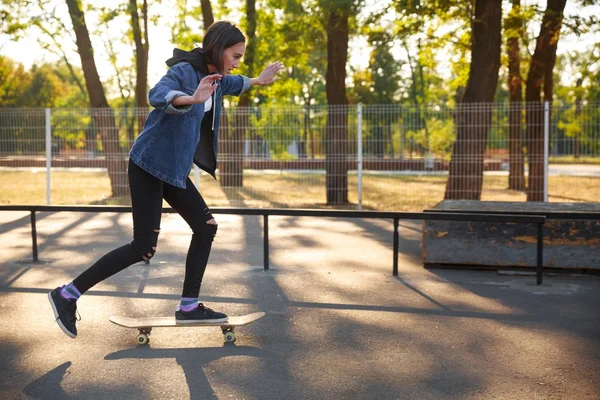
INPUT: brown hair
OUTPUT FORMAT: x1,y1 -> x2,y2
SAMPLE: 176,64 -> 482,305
202,21 -> 246,73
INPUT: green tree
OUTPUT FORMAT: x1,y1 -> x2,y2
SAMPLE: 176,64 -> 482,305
256,0 -> 328,162
524,0 -> 567,202
65,0 -> 129,196
257,0 -> 327,108
351,29 -> 402,157
506,0 -> 526,191
24,64 -> 69,107
0,57 -> 30,156
320,0 -> 364,205
94,1 -> 151,147
2,0 -> 147,196
445,0 -> 502,200
220,0 -> 258,188
391,0 -> 468,162
0,56 -> 29,106
555,45 -> 600,158
1,0 -> 88,99
171,1 -> 199,48
129,0 -> 150,137
0,58 -> 89,154
0,59 -> 88,108
351,30 -> 401,105
201,0 -> 215,30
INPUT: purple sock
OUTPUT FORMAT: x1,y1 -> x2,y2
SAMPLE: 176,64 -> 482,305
60,282 -> 81,301
179,297 -> 198,312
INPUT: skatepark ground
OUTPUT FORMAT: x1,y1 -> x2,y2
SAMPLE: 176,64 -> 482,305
0,210 -> 598,399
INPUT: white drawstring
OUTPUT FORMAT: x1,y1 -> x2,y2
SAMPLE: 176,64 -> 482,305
212,81 -> 218,131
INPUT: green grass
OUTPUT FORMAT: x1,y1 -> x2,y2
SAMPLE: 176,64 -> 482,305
548,156 -> 600,165
1,169 -> 598,211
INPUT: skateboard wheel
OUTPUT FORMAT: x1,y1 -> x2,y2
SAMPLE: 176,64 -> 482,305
224,332 -> 235,343
137,334 -> 150,345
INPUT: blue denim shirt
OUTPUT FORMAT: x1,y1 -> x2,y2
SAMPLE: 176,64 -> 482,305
129,61 -> 250,188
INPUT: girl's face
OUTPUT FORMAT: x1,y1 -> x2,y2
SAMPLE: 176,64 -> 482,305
221,42 -> 246,76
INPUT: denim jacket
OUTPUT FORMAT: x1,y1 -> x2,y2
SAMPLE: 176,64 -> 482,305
129,61 -> 251,188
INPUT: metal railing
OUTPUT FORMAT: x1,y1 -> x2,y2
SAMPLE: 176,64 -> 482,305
0,205 -> 547,284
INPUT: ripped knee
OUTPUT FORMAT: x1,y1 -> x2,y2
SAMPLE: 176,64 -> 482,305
133,228 -> 160,261
206,223 -> 218,240
142,246 -> 157,261
193,221 -> 217,242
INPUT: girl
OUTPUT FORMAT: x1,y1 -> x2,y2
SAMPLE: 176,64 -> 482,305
49,21 -> 284,338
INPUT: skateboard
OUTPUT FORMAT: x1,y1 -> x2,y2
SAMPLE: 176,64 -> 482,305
109,312 -> 265,345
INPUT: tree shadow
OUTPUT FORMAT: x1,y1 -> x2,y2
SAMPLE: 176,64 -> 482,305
22,361 -> 147,399
0,212 -> 52,235
222,186 -> 289,208
104,345 -> 265,400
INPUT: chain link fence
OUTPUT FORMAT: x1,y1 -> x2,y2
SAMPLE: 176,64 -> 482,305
1,103 -> 598,210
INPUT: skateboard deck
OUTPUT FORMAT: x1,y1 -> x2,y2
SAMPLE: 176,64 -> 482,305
109,312 -> 265,345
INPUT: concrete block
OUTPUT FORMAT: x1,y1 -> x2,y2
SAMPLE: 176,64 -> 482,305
422,201 -> 600,271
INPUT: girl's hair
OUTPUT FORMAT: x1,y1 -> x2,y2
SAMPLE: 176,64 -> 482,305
202,21 -> 246,73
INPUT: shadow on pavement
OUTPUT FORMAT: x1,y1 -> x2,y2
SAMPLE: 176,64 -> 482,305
23,361 -> 148,399
105,345 -> 265,400
23,361 -> 74,400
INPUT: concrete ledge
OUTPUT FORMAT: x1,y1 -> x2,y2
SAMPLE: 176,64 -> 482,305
423,201 -> 600,272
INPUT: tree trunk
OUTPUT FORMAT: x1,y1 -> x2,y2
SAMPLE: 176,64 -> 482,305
325,8 -> 349,205
507,0 -> 525,191
220,0 -> 255,188
543,41 -> 557,157
445,0 -> 502,200
130,0 -> 149,136
200,0 -> 214,31
65,0 -> 128,197
417,40 -> 429,159
525,0 -> 566,202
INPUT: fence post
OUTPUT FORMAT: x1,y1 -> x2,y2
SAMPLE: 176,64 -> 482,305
357,104 -> 363,210
45,108 -> 52,205
31,211 -> 38,262
543,101 -> 549,202
536,222 -> 544,285
263,214 -> 269,271
393,217 -> 399,276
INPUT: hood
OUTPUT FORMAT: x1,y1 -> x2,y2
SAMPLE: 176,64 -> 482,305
165,48 -> 209,74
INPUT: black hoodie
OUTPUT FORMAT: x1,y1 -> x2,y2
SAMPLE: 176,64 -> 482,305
165,48 -> 210,74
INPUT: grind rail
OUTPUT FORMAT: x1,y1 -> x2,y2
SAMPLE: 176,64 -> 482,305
0,205 -> 547,284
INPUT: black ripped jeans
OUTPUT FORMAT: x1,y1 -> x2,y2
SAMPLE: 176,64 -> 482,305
73,159 -> 217,298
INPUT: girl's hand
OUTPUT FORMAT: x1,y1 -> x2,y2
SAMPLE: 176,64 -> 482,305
255,61 -> 285,86
191,74 -> 222,104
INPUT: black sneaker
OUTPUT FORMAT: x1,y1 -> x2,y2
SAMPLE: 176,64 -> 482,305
175,303 -> 228,323
48,287 -> 78,338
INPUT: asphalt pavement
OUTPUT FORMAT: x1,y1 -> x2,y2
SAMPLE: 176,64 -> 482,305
0,210 -> 598,399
